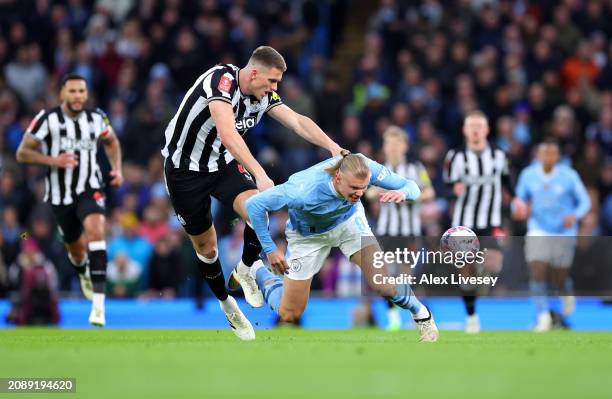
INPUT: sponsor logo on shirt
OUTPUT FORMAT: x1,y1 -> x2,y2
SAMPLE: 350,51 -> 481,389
235,116 -> 257,133
60,137 -> 96,151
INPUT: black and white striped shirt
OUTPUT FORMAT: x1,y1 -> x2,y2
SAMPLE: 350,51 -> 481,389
376,160 -> 432,236
443,144 -> 509,230
162,64 -> 283,172
26,106 -> 109,206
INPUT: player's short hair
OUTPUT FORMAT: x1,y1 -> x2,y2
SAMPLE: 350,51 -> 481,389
248,46 -> 287,72
61,73 -> 87,87
383,125 -> 408,144
539,137 -> 561,150
325,153 -> 370,179
463,110 -> 488,122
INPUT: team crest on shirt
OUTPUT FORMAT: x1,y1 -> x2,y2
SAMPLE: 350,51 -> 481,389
218,75 -> 232,94
93,191 -> 105,207
289,259 -> 302,273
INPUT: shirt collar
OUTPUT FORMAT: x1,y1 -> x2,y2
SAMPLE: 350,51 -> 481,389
327,178 -> 343,199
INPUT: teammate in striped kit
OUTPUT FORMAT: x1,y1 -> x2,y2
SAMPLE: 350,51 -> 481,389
16,74 -> 123,327
368,126 -> 435,330
161,46 -> 343,340
443,111 -> 513,333
373,126 -> 435,237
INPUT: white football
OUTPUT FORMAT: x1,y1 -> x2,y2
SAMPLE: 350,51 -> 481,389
440,226 -> 480,253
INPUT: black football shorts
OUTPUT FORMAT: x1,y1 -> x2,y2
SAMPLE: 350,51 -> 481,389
164,159 -> 257,236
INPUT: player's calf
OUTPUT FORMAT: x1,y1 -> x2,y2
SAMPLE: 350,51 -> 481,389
66,238 -> 93,300
87,240 -> 107,327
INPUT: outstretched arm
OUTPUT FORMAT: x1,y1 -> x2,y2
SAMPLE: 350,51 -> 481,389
245,184 -> 298,274
245,184 -> 294,255
367,159 -> 421,203
268,104 -> 343,156
211,100 -> 274,191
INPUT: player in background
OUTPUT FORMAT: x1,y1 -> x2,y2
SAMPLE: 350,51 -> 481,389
443,111 -> 513,333
245,152 -> 439,342
161,46 -> 343,340
367,126 -> 435,331
513,139 -> 590,332
16,74 -> 123,326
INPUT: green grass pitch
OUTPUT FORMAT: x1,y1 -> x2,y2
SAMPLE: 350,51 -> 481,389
1,329 -> 611,399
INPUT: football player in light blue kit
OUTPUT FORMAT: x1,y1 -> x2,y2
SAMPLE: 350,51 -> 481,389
513,139 -> 591,331
242,152 -> 438,341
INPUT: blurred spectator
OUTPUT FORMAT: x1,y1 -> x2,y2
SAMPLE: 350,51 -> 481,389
0,246 -> 6,298
107,212 -> 153,273
547,105 -> 580,160
6,239 -> 59,325
273,77 -> 316,173
107,252 -> 142,298
1,206 -> 21,266
4,44 -> 47,106
115,163 -> 151,216
586,107 -> 612,158
314,72 -> 344,137
561,40 -> 600,90
139,205 -> 170,245
140,235 -> 181,300
168,27 -> 202,93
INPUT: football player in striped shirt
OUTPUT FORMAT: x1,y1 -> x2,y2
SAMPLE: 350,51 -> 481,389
368,126 -> 435,330
161,46 -> 343,340
16,74 -> 123,327
443,111 -> 513,333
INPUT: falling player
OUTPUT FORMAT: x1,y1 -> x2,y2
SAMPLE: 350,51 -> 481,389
245,152 -> 439,342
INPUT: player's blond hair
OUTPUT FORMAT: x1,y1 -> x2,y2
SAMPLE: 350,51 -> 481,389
248,46 -> 287,72
383,125 -> 408,143
325,152 -> 370,179
463,110 -> 488,123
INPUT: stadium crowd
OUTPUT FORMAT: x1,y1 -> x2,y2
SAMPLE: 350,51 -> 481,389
0,0 -> 611,301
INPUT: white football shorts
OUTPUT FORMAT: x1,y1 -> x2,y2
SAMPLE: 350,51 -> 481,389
285,206 -> 374,280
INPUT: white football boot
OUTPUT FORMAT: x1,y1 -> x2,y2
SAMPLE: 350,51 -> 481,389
465,314 -> 481,334
228,260 -> 265,308
414,306 -> 439,342
534,311 -> 552,332
89,293 -> 106,327
220,295 -> 256,341
88,306 -> 106,327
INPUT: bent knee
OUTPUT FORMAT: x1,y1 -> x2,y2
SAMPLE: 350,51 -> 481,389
67,248 -> 88,264
279,308 -> 303,323
193,242 -> 217,261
